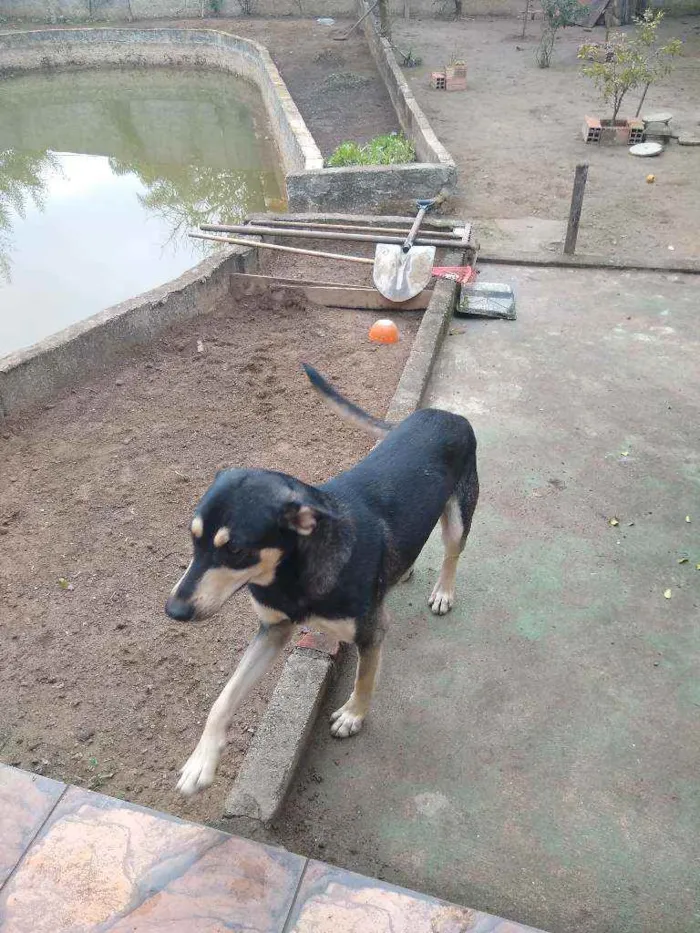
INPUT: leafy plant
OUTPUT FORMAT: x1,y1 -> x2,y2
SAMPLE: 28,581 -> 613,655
536,0 -> 584,68
578,11 -> 682,123
326,133 -> 415,167
210,0 -> 224,12
396,45 -> 423,68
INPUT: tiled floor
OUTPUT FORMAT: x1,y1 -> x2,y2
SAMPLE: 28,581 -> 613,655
0,764 -> 545,932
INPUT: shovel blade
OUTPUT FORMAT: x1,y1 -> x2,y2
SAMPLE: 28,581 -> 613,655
373,243 -> 436,302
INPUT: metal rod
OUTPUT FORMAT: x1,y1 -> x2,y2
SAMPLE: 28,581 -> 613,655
564,163 -> 588,256
242,218 -> 464,239
190,232 -> 375,265
332,0 -> 379,40
200,222 -> 456,249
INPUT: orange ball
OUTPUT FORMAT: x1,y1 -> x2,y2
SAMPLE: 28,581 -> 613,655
369,318 -> 399,344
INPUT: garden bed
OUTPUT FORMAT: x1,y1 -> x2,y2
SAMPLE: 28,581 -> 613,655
0,293 -> 420,824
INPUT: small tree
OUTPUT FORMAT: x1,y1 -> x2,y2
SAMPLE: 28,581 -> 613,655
579,11 -> 682,123
536,0 -> 584,69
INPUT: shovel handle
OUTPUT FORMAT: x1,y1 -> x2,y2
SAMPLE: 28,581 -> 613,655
402,198 -> 435,253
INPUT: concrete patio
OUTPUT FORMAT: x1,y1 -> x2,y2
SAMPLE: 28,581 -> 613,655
276,265 -> 700,933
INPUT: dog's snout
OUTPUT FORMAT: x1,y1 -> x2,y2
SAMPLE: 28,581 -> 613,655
165,595 -> 195,622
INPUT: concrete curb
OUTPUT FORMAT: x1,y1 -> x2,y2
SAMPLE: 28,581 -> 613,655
478,249 -> 700,276
222,249 -> 463,826
224,650 -> 336,823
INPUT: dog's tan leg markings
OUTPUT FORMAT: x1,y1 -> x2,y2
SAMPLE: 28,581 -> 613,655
330,635 -> 383,739
429,496 -> 464,615
177,622 -> 294,796
400,565 -> 415,583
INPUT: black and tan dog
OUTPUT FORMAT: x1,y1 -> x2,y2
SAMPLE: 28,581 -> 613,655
166,365 -> 479,796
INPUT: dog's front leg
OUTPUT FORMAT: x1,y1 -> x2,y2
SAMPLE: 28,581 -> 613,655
177,622 -> 294,796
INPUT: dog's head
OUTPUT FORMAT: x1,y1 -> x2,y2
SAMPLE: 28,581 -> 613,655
165,468 -> 336,621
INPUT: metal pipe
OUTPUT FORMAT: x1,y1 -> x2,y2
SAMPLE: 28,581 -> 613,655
244,218 -> 464,239
190,232 -> 375,265
200,222 -> 459,249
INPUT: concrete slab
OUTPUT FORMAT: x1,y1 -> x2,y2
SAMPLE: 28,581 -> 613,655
275,266 -> 700,933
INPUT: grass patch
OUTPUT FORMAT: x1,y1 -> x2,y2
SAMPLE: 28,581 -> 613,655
326,133 -> 415,167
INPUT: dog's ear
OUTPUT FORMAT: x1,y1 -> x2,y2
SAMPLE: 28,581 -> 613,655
281,500 -> 337,536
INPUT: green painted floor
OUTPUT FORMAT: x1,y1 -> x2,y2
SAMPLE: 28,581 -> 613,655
275,266 -> 700,933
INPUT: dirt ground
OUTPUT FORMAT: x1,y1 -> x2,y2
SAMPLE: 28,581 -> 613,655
394,16 -> 700,261
0,292 -> 420,825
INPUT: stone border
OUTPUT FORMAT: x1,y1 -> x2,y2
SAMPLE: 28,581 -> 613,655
0,245 -> 257,418
224,247 -> 464,826
355,0 -> 454,168
0,26 -> 324,175
478,249 -> 700,276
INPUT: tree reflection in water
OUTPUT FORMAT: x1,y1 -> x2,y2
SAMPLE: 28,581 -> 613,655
0,149 -> 61,281
108,157 -> 265,253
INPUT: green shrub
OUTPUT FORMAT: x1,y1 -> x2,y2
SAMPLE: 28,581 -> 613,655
326,133 -> 415,167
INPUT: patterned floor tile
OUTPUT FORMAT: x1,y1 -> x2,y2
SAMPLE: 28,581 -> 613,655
0,765 -> 66,888
286,860 -> 547,933
0,784 -> 305,932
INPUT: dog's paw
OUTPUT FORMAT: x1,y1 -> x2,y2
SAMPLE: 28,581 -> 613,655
330,700 -> 366,739
428,584 -> 454,615
177,741 -> 221,796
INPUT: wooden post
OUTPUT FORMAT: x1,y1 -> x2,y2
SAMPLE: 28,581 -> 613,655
378,0 -> 391,37
564,163 -> 589,255
404,0 -> 410,19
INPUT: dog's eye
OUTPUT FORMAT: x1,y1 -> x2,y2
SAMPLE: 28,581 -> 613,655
226,545 -> 255,566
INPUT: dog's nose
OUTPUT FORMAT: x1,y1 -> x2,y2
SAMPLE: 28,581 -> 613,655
165,595 -> 195,621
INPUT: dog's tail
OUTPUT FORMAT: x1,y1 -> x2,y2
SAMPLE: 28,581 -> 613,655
303,364 -> 392,439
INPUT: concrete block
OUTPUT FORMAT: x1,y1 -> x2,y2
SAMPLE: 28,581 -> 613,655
583,116 -> 602,143
224,650 -> 334,823
445,76 -> 467,91
457,282 -> 516,320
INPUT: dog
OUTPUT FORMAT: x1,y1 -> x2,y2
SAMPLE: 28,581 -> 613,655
165,364 -> 479,796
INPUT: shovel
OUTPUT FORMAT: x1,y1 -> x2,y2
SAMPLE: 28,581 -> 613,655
373,199 -> 437,302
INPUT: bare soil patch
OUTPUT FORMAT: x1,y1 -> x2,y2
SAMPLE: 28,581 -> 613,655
0,293 -> 420,825
395,16 -> 700,261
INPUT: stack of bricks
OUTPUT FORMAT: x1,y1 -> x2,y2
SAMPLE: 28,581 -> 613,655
430,62 -> 467,92
445,62 -> 467,91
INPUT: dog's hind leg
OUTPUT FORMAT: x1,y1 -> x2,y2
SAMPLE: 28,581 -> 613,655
177,621 -> 294,796
400,565 -> 415,583
428,464 -> 479,616
330,617 -> 385,739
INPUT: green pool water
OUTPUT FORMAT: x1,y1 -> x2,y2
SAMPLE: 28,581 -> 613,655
0,67 -> 285,356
